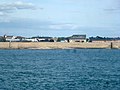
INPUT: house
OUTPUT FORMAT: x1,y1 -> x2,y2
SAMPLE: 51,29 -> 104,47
68,35 -> 86,42
56,37 -> 69,42
31,36 -> 54,42
4,35 -> 17,42
4,35 -> 25,42
23,38 -> 38,42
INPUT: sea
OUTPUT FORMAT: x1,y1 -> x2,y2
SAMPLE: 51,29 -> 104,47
0,49 -> 120,90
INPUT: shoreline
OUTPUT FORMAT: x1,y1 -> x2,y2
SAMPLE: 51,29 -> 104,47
0,42 -> 120,49
0,48 -> 119,50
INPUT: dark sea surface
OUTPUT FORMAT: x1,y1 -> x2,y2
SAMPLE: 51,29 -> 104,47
0,49 -> 120,90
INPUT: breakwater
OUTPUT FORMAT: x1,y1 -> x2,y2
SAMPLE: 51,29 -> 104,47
0,42 -> 120,49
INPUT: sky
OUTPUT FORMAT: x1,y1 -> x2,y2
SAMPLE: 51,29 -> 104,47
0,0 -> 120,37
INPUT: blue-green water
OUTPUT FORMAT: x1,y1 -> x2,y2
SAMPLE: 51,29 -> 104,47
0,49 -> 120,90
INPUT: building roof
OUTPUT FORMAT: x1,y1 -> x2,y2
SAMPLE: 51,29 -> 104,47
32,36 -> 53,39
69,35 -> 86,39
5,36 -> 13,39
15,36 -> 25,39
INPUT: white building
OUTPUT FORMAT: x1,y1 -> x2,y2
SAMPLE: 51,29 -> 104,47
4,35 -> 25,42
69,35 -> 86,42
24,38 -> 38,42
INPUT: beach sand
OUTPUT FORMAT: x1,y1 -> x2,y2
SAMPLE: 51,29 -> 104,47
0,42 -> 120,49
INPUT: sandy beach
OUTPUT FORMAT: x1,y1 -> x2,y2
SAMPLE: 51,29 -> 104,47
0,42 -> 120,49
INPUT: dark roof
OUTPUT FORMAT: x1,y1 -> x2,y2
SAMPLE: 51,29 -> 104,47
69,35 -> 86,39
32,36 -> 53,39
5,36 -> 13,39
15,36 -> 25,39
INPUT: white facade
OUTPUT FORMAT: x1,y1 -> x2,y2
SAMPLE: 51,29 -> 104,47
25,38 -> 38,42
5,36 -> 21,42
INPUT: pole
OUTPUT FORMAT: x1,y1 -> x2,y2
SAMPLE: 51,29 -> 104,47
9,40 -> 11,48
110,42 -> 113,49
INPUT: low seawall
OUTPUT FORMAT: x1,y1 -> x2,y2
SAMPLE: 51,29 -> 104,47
0,42 -> 120,49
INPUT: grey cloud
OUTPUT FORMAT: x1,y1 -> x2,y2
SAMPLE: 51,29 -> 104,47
0,1 -> 35,11
104,0 -> 120,12
49,23 -> 80,30
0,19 -> 53,30
104,8 -> 120,12
0,1 -> 38,22
0,18 -> 79,30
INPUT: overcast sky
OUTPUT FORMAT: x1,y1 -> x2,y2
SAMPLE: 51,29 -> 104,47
0,0 -> 120,37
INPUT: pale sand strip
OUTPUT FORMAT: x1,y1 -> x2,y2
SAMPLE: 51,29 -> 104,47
0,42 -> 120,49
